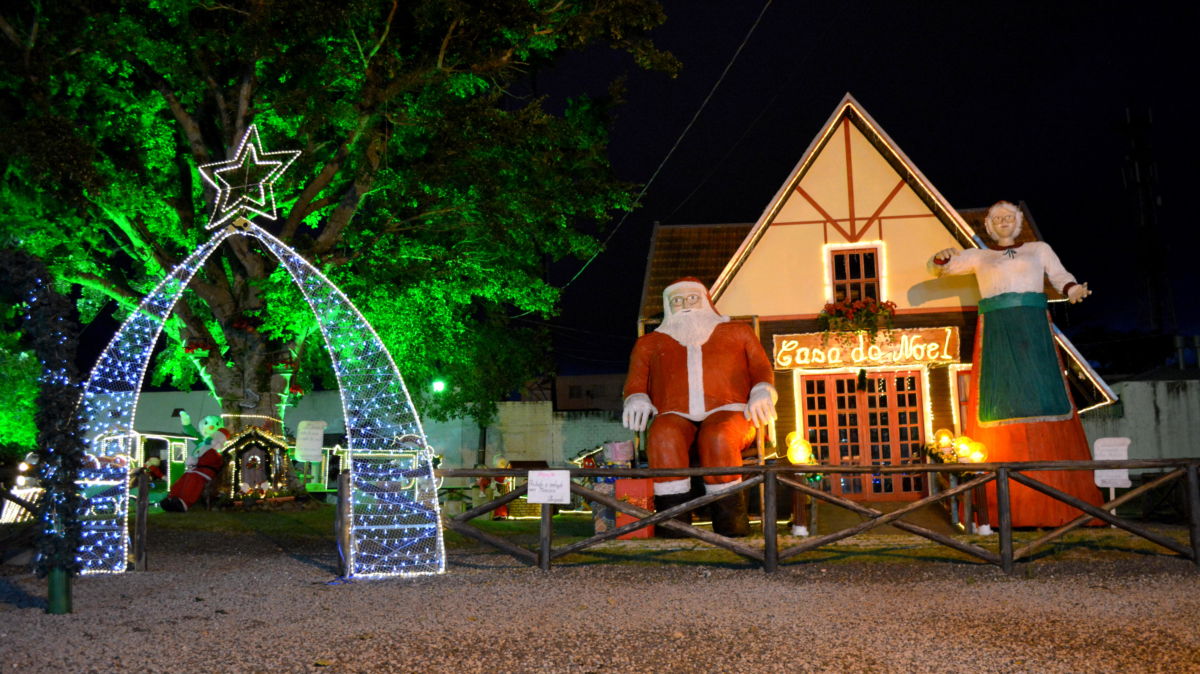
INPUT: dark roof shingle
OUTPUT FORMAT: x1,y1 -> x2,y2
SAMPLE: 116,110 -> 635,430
640,223 -> 753,321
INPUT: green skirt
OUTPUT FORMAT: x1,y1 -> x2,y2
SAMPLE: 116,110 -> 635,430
976,292 -> 1073,425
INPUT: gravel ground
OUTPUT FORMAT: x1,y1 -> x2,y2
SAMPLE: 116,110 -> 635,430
2,528 -> 1199,673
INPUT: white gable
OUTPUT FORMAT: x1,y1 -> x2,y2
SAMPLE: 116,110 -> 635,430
715,97 -> 980,318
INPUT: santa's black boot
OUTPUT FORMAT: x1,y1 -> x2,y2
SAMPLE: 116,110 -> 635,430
711,490 -> 750,538
653,492 -> 694,538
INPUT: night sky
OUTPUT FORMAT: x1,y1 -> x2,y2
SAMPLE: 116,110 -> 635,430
540,1 -> 1200,374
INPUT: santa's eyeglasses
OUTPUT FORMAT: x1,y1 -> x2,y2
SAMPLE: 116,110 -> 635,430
669,293 -> 702,308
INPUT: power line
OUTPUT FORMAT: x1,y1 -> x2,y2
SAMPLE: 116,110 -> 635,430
662,1 -> 852,224
561,0 -> 775,289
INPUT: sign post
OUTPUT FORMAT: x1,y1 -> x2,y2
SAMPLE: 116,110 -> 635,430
1093,437 -> 1132,523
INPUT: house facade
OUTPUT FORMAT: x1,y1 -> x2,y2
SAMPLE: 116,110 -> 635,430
639,95 -> 1114,503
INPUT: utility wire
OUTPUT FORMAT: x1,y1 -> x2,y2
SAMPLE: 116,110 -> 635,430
561,0 -> 774,289
663,1 -> 852,224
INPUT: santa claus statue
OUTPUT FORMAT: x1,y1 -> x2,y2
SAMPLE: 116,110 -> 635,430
161,411 -> 229,512
622,277 -> 777,537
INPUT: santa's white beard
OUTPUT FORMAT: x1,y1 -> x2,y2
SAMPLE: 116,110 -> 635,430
656,308 -> 728,346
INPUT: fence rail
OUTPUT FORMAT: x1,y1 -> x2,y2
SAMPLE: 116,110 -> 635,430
437,459 -> 1200,573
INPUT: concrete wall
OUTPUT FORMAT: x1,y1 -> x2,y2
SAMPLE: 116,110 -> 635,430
1081,379 -> 1200,459
477,402 -> 628,467
555,373 -> 626,412
132,392 -> 629,469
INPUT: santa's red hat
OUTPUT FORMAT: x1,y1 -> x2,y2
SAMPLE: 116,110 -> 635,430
662,277 -> 719,317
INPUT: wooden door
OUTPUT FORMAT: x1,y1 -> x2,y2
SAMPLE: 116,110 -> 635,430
801,371 -> 926,501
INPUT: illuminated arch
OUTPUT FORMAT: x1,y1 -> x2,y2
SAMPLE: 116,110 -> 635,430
75,221 -> 444,577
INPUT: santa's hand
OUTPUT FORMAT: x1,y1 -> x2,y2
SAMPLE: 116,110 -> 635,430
622,394 -> 657,432
744,386 -> 778,427
1067,282 -> 1091,304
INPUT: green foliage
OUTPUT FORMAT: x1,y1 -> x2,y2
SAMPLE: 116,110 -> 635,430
1,1 -> 675,423
0,250 -> 86,577
0,331 -> 40,455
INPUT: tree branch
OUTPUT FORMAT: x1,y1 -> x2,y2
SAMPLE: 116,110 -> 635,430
196,256 -> 237,321
323,206 -> 463,265
365,0 -> 399,66
0,14 -> 24,50
63,273 -> 140,311
232,65 -> 255,146
156,80 -> 210,165
281,114 -> 370,240
437,18 -> 460,70
310,132 -> 385,255
197,58 -> 231,134
226,233 -> 266,281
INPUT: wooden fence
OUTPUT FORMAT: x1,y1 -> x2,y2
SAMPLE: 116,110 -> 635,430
9,460 -> 1194,574
437,459 -> 1200,573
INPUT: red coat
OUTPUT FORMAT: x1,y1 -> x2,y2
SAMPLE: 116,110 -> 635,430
624,321 -> 774,418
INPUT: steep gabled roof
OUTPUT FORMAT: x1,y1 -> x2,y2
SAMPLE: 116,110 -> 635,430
711,93 -> 981,301
639,222 -> 752,322
635,93 -> 1113,411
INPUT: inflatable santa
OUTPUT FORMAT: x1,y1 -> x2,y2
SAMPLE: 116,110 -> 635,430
161,412 -> 229,512
622,277 -> 777,537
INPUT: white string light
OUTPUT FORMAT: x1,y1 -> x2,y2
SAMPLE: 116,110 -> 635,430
196,125 -> 300,230
71,126 -> 443,577
74,230 -> 234,573
347,452 -> 443,578
253,225 -> 443,575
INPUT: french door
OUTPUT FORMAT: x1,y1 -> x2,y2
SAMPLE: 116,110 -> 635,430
801,371 -> 926,501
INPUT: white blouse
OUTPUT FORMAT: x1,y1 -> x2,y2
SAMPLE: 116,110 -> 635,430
929,242 -> 1076,299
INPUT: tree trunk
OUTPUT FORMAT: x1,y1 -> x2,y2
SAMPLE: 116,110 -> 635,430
206,339 -> 292,436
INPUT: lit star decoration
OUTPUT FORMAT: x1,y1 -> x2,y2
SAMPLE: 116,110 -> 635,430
70,126 -> 445,576
197,125 -> 300,229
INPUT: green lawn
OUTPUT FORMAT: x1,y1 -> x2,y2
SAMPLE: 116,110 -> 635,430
135,505 -> 1194,568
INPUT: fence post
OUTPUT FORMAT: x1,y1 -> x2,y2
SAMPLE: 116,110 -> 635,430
336,471 -> 351,577
948,473 -> 960,529
763,470 -> 777,573
132,469 -> 149,571
539,502 -> 553,571
997,467 -> 1013,574
1187,463 -> 1200,569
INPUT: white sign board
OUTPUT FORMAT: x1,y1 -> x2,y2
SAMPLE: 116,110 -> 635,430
295,420 -> 328,462
1093,437 -> 1132,488
526,470 -> 571,504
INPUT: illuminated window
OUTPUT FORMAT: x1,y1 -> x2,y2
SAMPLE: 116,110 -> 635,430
830,248 -> 880,302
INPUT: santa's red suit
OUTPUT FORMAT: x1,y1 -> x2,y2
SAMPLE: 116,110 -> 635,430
622,278 -> 777,536
161,429 -> 229,512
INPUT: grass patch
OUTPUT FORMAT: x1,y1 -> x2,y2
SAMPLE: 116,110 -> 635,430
148,502 -> 337,542
137,509 -> 1192,568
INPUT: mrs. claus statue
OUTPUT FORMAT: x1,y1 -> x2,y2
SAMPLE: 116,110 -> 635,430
929,200 -> 1104,528
622,277 -> 777,537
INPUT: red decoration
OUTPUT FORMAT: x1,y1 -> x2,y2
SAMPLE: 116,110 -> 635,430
616,479 -> 655,539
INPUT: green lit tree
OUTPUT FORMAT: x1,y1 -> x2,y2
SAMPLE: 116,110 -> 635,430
0,1 -> 676,431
